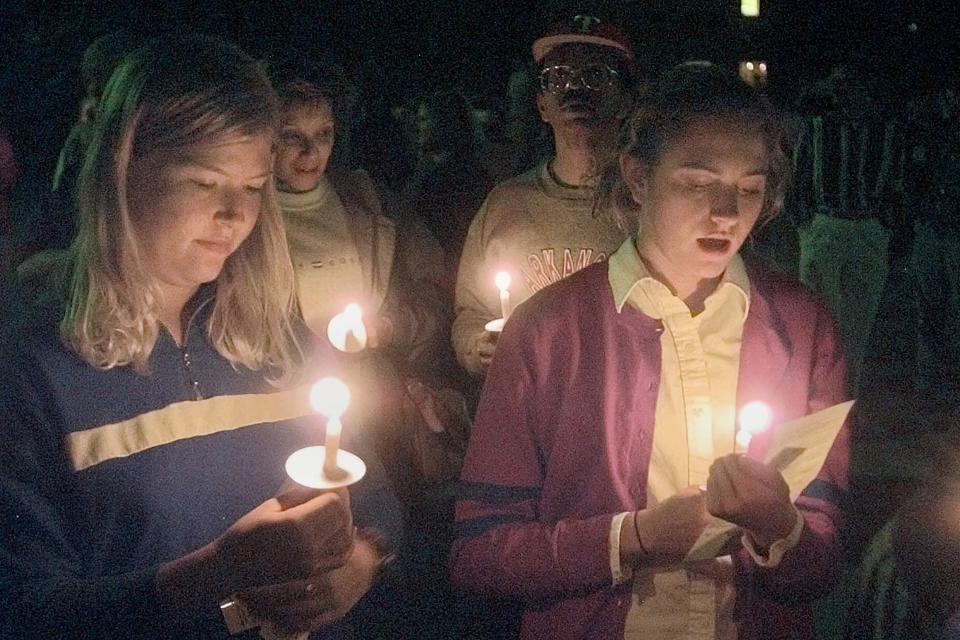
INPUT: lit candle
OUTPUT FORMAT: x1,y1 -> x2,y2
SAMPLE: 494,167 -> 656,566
309,377 -> 351,477
326,303 -> 367,353
342,303 -> 366,351
495,271 -> 512,320
736,401 -> 773,452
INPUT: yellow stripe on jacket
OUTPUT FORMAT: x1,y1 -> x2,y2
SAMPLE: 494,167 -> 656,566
67,383 -> 314,472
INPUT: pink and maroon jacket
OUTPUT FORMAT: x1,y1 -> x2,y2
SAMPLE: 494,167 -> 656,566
450,260 -> 849,640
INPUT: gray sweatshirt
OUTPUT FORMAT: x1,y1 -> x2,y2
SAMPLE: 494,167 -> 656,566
453,160 -> 626,374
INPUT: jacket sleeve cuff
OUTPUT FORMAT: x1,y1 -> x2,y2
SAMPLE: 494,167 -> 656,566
609,511 -> 634,585
741,505 -> 804,568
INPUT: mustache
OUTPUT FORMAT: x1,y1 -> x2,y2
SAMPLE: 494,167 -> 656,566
558,89 -> 595,107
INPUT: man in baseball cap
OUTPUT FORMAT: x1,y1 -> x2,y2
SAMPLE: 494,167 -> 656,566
452,13 -> 646,377
532,14 -> 641,175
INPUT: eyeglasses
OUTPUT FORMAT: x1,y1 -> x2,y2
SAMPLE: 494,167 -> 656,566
538,64 -> 621,94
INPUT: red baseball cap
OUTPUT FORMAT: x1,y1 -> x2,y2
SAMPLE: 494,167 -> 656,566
532,15 -> 634,64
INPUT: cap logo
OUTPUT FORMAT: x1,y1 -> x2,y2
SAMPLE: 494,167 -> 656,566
573,14 -> 600,33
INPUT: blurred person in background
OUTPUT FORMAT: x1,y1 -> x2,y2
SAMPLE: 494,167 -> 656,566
401,88 -> 494,296
272,57 -> 474,639
452,14 -> 646,378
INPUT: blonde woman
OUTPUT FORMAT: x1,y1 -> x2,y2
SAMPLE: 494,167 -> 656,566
0,35 -> 399,639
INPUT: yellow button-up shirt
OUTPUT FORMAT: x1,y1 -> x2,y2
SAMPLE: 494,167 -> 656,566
607,237 -> 750,640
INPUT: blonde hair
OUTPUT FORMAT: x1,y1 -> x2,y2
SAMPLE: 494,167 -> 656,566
595,63 -> 790,233
63,34 -> 303,385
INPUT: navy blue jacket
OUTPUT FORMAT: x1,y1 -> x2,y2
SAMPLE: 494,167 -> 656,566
0,286 -> 402,639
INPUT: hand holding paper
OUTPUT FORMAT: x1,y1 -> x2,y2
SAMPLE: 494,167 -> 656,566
705,455 -> 796,548
683,400 -> 855,564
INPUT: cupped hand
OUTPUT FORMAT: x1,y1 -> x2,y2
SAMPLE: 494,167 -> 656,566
239,536 -> 381,634
478,331 -> 499,370
215,489 -> 354,590
630,487 -> 712,563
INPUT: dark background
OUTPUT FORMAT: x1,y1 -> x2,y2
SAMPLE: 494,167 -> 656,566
1,0 -> 957,179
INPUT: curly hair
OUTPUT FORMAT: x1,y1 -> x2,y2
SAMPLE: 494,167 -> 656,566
268,58 -> 353,131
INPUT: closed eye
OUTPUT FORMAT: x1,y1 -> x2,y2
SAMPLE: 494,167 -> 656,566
674,169 -> 715,192
737,179 -> 766,196
684,180 -> 711,192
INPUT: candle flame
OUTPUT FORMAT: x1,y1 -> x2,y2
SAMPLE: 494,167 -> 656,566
738,401 -> 773,435
344,303 -> 362,325
327,303 -> 367,352
309,377 -> 351,418
495,271 -> 511,292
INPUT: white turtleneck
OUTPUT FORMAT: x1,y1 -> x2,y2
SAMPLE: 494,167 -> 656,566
276,175 -> 366,336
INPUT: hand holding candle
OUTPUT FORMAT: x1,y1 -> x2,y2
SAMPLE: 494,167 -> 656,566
709,400 -> 794,544
735,401 -> 773,452
236,379 -> 363,640
705,452 -> 795,546
214,490 -> 353,640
